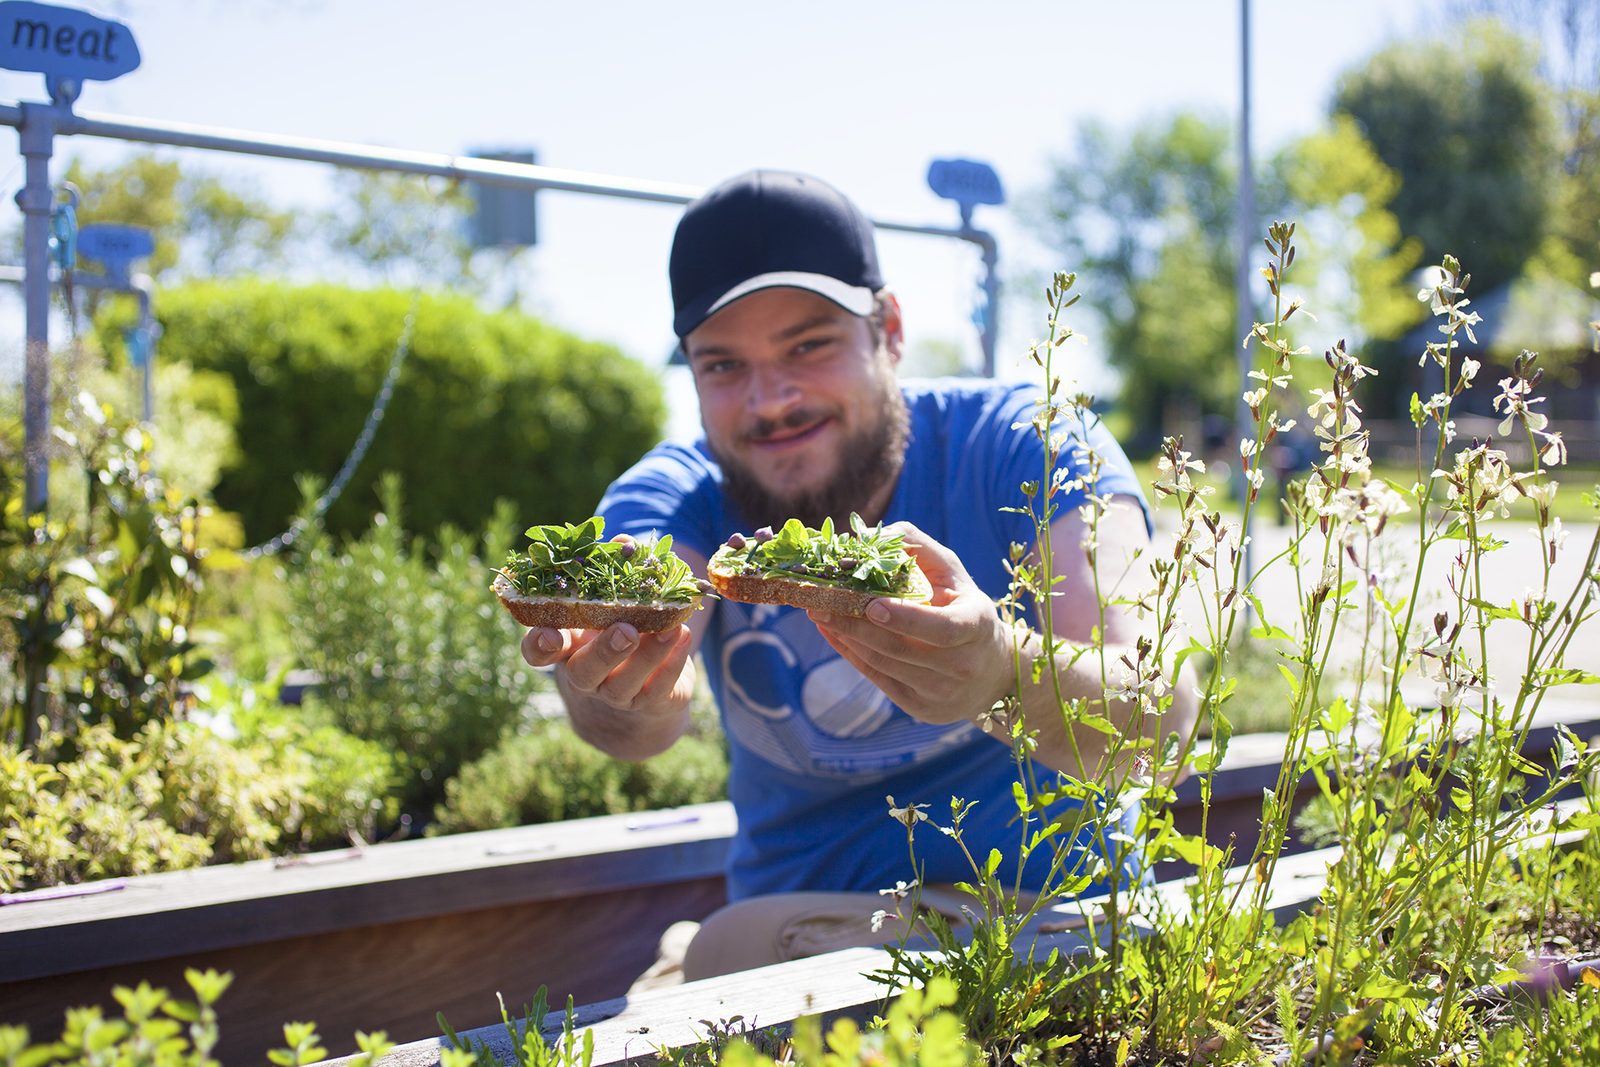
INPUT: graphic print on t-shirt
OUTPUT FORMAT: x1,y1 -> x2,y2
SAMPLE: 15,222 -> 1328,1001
717,598 -> 976,779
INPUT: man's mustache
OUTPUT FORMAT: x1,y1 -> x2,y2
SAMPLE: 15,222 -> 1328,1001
743,409 -> 829,444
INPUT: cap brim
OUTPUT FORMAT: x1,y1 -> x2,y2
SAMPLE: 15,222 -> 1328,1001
677,271 -> 876,338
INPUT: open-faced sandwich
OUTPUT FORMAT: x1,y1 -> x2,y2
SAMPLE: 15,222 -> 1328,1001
492,517 -> 712,632
707,514 -> 933,617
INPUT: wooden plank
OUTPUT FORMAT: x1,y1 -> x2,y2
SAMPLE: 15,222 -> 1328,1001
0,876 -> 727,1064
333,847 -> 1346,1067
0,803 -> 736,982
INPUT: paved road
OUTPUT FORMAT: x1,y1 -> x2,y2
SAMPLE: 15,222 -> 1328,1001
1145,516 -> 1600,714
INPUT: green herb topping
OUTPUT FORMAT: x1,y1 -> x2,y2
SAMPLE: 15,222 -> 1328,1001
718,514 -> 920,596
501,517 -> 708,604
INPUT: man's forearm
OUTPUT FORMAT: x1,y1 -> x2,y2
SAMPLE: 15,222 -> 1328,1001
556,671 -> 691,762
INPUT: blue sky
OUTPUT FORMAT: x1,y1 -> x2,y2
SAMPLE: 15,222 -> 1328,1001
0,0 -> 1457,433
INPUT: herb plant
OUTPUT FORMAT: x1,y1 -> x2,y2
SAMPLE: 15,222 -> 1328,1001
715,514 -> 920,597
868,228 -> 1600,1064
501,518 -> 704,604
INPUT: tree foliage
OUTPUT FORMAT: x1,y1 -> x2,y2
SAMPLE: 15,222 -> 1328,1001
61,155 -> 299,282
1333,21 -> 1563,296
1033,112 -> 1416,440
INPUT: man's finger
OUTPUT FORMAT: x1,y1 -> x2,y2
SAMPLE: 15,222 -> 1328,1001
812,599 -> 970,654
596,627 -> 686,706
521,627 -> 572,667
814,621 -> 927,694
565,622 -> 641,692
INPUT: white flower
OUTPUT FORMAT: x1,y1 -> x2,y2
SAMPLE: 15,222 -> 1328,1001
1240,438 -> 1258,460
870,909 -> 889,933
886,796 -> 929,828
1242,387 -> 1268,409
1460,357 -> 1480,384
1539,431 -> 1567,467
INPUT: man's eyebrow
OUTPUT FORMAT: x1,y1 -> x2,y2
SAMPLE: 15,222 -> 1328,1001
770,313 -> 846,342
687,313 -> 846,361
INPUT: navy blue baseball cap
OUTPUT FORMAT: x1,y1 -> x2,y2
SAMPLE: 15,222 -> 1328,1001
670,170 -> 884,340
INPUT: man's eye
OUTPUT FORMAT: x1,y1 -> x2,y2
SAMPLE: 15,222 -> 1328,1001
794,337 -> 832,356
697,359 -> 740,377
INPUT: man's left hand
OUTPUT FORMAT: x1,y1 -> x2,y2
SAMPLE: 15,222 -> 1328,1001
807,521 -> 1018,726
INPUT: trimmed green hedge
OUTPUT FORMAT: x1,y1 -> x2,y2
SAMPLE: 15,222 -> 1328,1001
115,280 -> 666,544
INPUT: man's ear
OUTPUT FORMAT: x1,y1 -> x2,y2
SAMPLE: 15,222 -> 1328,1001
879,292 -> 905,366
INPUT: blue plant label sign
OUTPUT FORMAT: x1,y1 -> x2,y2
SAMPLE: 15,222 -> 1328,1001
926,159 -> 1006,211
0,2 -> 140,81
78,223 -> 154,267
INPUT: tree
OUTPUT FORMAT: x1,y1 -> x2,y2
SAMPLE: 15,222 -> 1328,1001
1032,112 -> 1418,441
1033,113 -> 1242,446
1333,21 -> 1563,297
61,154 -> 300,282
321,170 -> 480,291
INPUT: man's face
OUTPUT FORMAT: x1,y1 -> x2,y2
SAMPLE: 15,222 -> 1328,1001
684,287 -> 909,529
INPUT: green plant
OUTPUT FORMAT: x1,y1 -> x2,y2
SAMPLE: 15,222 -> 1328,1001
0,968 -> 395,1067
717,977 -> 981,1067
0,703 -> 395,893
711,514 -> 924,596
430,718 -> 727,833
112,279 -> 666,546
283,476 -> 549,814
501,517 -> 705,603
869,230 -> 1600,1063
0,392 -> 211,750
438,987 -> 593,1067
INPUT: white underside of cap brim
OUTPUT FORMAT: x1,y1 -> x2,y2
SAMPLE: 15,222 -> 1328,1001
707,271 -> 875,318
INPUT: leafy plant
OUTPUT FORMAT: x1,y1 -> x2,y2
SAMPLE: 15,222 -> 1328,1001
0,968 -> 394,1067
430,718 -> 726,832
868,227 -> 1600,1064
0,705 -> 395,893
712,514 -> 921,596
438,987 -> 593,1067
283,475 -> 549,814
0,391 -> 211,750
501,518 -> 705,604
114,279 -> 666,546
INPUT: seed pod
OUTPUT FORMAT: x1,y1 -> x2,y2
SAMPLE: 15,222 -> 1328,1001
696,578 -> 715,596
754,526 -> 775,543
618,540 -> 638,560
727,532 -> 748,550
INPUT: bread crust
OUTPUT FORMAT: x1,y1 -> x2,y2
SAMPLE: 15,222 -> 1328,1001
706,549 -> 933,617
491,571 -> 698,632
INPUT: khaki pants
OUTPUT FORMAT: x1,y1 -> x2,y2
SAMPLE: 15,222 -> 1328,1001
629,885 -> 1086,992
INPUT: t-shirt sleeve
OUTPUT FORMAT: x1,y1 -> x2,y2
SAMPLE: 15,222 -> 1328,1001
595,442 -> 722,562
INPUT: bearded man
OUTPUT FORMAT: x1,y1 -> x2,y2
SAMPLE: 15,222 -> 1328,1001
519,170 -> 1192,984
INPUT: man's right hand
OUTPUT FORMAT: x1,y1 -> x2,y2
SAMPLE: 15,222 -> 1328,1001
521,622 -> 697,718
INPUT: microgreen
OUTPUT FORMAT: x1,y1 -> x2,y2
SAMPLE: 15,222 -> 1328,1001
717,514 -> 920,597
500,517 -> 703,604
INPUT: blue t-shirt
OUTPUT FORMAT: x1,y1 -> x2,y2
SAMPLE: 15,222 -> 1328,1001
598,378 -> 1148,901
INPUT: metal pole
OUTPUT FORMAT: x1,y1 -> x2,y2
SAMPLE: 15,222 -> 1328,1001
1234,0 -> 1257,611
973,229 -> 1000,377
133,275 -> 154,422
15,101 -> 57,516
0,101 -> 987,246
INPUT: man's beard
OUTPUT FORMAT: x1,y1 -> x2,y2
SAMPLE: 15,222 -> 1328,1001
712,386 -> 911,531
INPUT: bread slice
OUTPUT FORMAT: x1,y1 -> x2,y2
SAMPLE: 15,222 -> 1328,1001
706,547 -> 933,617
491,571 -> 698,632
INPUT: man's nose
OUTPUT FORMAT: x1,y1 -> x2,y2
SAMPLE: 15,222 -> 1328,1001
746,364 -> 801,418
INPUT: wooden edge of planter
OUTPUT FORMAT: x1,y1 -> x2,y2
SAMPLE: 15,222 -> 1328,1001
0,802 -> 737,983
324,845 -> 1348,1067
333,792 -> 1598,1067
7,699 -> 1591,985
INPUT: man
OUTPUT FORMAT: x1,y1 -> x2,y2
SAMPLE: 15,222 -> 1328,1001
521,169 -> 1194,982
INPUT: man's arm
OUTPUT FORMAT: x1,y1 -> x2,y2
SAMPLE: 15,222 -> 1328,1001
807,500 -> 1198,781
519,545 -> 713,762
